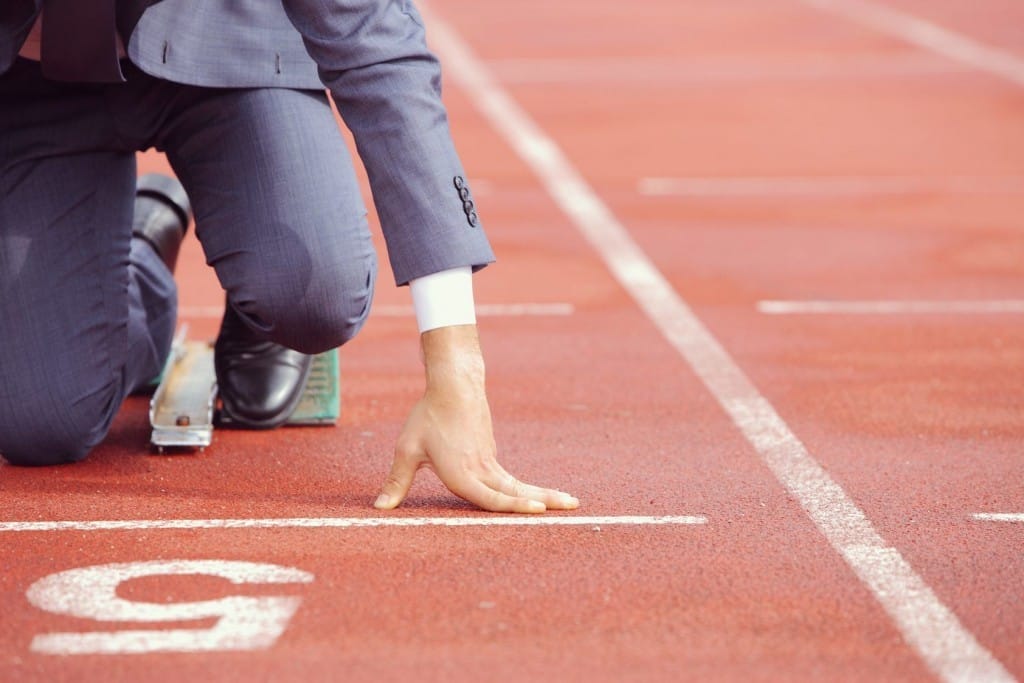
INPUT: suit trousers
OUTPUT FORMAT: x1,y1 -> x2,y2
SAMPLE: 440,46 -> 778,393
0,58 -> 377,465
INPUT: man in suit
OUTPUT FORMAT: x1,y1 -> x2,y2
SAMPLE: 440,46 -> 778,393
0,0 -> 578,513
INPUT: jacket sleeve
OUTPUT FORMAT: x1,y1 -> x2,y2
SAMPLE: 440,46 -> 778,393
280,0 -> 494,286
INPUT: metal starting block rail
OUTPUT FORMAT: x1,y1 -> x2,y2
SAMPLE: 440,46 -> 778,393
149,329 -> 340,452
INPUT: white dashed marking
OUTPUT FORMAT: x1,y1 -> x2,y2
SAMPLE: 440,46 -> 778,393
758,300 -> 1024,315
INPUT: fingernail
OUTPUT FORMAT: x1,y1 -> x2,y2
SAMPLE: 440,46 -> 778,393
560,494 -> 579,508
527,500 -> 546,513
374,494 -> 391,509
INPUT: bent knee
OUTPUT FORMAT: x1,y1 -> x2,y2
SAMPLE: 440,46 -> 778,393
1,422 -> 98,466
290,297 -> 373,354
237,250 -> 377,354
0,384 -> 118,466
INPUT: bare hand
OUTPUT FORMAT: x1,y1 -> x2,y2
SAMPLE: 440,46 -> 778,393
373,326 -> 579,513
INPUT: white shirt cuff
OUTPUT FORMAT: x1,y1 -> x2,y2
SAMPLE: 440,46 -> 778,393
409,266 -> 476,333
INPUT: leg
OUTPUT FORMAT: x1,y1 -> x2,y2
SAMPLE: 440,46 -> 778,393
0,156 -> 179,465
0,61 -> 179,465
161,87 -> 377,354
158,86 -> 376,427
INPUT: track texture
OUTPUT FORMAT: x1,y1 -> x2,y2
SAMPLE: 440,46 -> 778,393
1,1 -> 1022,681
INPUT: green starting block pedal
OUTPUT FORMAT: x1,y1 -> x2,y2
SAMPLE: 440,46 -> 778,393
149,331 -> 340,451
287,349 -> 341,425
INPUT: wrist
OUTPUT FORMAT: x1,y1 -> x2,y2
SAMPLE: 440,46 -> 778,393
421,325 -> 485,390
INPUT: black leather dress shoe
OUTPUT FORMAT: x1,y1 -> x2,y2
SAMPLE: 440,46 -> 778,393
214,302 -> 314,429
132,174 -> 192,272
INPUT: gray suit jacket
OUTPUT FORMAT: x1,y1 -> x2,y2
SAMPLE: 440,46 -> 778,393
0,0 -> 494,285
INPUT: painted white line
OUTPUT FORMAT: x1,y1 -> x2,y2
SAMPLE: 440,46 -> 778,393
0,515 -> 706,532
972,513 -> 1024,523
800,0 -> 1024,88
419,4 -> 1015,681
488,54 -> 965,85
759,300 -> 1024,315
178,303 -> 574,319
378,303 -> 576,317
639,176 -> 1024,198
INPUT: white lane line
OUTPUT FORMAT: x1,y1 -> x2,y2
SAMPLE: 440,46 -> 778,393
419,4 -> 1015,682
385,303 -> 575,317
639,176 -> 1024,198
0,515 -> 706,532
178,303 -> 575,319
800,0 -> 1024,88
972,514 -> 1024,523
488,54 -> 965,85
759,300 -> 1024,315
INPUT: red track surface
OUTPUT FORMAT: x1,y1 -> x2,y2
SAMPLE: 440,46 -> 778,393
2,1 -> 1022,681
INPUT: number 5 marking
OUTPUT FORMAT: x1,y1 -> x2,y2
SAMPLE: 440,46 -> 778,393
26,560 -> 314,655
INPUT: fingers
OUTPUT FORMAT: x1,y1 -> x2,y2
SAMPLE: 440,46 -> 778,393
374,443 -> 580,513
375,394 -> 577,513
375,455 -> 579,514
454,476 -> 548,514
490,471 -> 580,511
374,446 -> 423,510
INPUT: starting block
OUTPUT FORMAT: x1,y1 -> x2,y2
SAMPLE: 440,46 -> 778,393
149,328 -> 340,452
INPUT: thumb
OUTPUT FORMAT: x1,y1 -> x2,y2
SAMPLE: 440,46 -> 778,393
374,446 -> 422,510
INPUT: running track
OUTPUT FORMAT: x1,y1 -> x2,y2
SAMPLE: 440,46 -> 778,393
1,1 -> 1022,680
